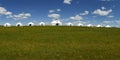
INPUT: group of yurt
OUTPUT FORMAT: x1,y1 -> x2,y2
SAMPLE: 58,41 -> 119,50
3,20 -> 62,27
4,22 -> 46,27
3,20 -> 111,28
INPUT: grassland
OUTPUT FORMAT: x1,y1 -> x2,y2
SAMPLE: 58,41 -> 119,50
0,26 -> 120,60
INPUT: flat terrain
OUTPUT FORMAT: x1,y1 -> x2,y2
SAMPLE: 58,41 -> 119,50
0,26 -> 120,60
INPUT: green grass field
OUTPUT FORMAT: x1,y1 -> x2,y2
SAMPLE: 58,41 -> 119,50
0,26 -> 120,60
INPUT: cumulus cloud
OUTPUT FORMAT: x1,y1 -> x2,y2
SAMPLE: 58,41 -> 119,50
7,13 -> 31,20
0,7 -> 12,15
70,15 -> 83,20
49,9 -> 61,13
100,0 -> 113,1
93,9 -> 112,16
107,15 -> 114,18
48,13 -> 60,19
64,0 -> 72,4
101,7 -> 106,10
80,11 -> 89,16
103,20 -> 113,24
115,20 -> 120,24
49,10 -> 55,13
0,6 -> 31,20
57,9 -> 61,12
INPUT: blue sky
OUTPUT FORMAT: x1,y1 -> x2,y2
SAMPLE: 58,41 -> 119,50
0,0 -> 120,27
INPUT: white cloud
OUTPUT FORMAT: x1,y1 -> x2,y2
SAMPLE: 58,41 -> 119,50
70,15 -> 83,20
100,0 -> 113,1
49,10 -> 55,13
107,15 -> 114,18
93,9 -> 112,16
103,20 -> 113,24
49,9 -> 61,13
80,11 -> 89,16
48,13 -> 60,19
0,7 -> 12,15
7,13 -> 31,20
101,7 -> 106,10
115,20 -> 120,24
64,0 -> 72,4
57,9 -> 61,12
0,7 -> 31,20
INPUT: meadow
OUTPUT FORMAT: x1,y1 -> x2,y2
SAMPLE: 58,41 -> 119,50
0,26 -> 120,60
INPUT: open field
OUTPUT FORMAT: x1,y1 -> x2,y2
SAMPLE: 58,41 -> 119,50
0,26 -> 120,60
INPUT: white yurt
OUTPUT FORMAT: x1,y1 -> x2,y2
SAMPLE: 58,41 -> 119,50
28,22 -> 34,26
77,23 -> 83,26
16,22 -> 22,27
87,24 -> 92,27
51,20 -> 62,26
97,25 -> 102,27
4,23 -> 11,27
105,25 -> 111,28
67,22 -> 73,26
39,22 -> 45,26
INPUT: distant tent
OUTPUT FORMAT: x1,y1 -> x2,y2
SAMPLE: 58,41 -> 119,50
51,20 -> 62,26
4,23 -> 11,27
39,22 -> 45,26
105,25 -> 111,28
16,23 -> 22,27
97,25 -> 102,27
67,22 -> 73,26
87,24 -> 92,27
77,23 -> 83,26
28,22 -> 34,26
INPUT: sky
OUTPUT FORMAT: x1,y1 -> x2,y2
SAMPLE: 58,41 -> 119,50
0,0 -> 120,27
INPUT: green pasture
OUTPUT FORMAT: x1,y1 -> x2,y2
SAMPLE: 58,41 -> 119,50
0,26 -> 120,60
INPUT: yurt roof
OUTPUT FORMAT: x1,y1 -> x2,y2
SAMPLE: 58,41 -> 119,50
40,22 -> 45,24
106,25 -> 111,27
67,22 -> 73,25
16,22 -> 22,26
87,24 -> 92,27
97,25 -> 102,27
78,23 -> 83,26
4,23 -> 11,26
28,22 -> 34,24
